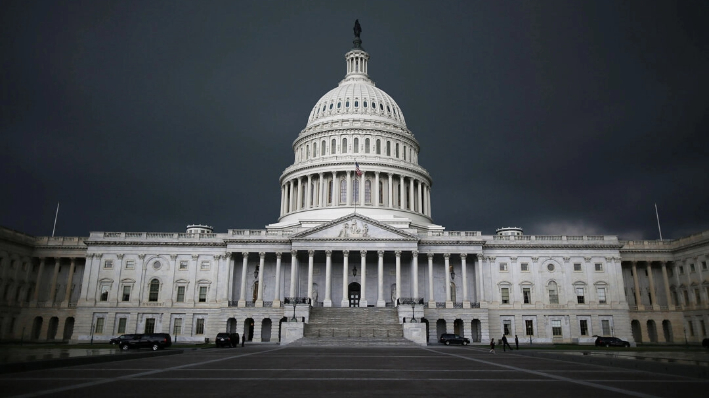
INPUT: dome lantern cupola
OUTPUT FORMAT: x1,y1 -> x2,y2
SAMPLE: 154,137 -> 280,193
345,20 -> 370,80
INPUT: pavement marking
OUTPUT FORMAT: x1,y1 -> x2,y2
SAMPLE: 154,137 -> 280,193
6,347 -> 287,398
423,347 -> 665,398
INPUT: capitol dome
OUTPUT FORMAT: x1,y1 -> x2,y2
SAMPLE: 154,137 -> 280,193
270,23 -> 441,232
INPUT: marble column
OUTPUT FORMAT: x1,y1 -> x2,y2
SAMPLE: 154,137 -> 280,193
476,254 -> 484,303
461,253 -> 469,307
306,175 -> 312,209
318,172 -> 324,208
289,250 -> 297,298
377,250 -> 385,307
417,180 -> 422,213
289,180 -> 295,212
32,257 -> 45,303
359,172 -> 364,205
255,252 -> 265,307
412,251 -> 419,298
238,253 -> 248,307
331,171 -> 337,206
48,257 -> 61,304
646,261 -> 658,309
395,251 -> 401,302
444,253 -> 452,308
360,250 -> 367,307
273,253 -> 282,307
62,257 -> 76,306
661,261 -> 673,308
324,250 -> 332,307
399,175 -> 405,209
428,253 -> 435,308
346,171 -> 352,206
408,176 -> 414,211
307,250 -> 314,303
374,171 -> 380,207
631,261 -> 643,309
387,173 -> 393,208
341,250 -> 349,307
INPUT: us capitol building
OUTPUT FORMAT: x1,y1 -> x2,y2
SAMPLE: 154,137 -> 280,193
1,23 -> 708,346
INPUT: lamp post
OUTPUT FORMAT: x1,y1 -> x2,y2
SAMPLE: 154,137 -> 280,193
410,301 -> 417,323
290,298 -> 298,322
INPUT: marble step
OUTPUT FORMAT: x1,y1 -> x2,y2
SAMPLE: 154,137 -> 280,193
289,337 -> 418,347
304,326 -> 403,338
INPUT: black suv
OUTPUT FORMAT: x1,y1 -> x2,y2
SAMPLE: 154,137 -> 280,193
594,336 -> 630,347
215,333 -> 233,348
109,334 -> 139,345
439,333 -> 470,346
119,333 -> 172,351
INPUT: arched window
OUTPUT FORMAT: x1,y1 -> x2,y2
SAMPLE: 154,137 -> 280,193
313,142 -> 317,158
337,102 -> 341,108
331,139 -> 336,154
311,183 -> 315,205
301,183 -> 306,207
372,102 -> 376,110
328,180 -> 333,204
354,138 -> 359,153
365,138 -> 370,153
346,101 -> 350,107
364,101 -> 368,108
149,279 -> 160,302
306,145 -> 309,159
342,138 -> 348,153
403,145 -> 406,160
386,141 -> 391,156
355,101 -> 359,107
376,139 -> 381,154
321,140 -> 326,156
379,181 -> 384,204
380,104 -> 384,110
329,103 -> 333,109
339,179 -> 347,203
548,281 -> 559,304
352,179 -> 359,203
365,180 -> 371,204
395,143 -> 399,158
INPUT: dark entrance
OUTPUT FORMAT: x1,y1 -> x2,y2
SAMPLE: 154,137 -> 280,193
244,318 -> 254,341
348,282 -> 361,307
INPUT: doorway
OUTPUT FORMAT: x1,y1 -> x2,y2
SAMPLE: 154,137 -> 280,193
244,318 -> 254,341
348,282 -> 361,307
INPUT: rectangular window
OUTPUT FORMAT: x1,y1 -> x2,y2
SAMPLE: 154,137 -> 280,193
672,291 -> 679,306
503,320 -> 511,336
695,289 -> 701,304
104,260 -> 113,269
100,285 -> 109,301
576,287 -> 585,304
499,263 -> 508,271
521,263 -> 529,272
580,320 -> 588,336
122,285 -> 131,301
200,261 -> 210,270
525,320 -> 534,336
501,288 -> 509,304
117,318 -> 127,334
700,320 -> 706,337
679,266 -> 684,274
196,319 -> 205,335
601,320 -> 611,335
688,321 -> 695,336
597,287 -> 606,304
523,288 -> 531,304
179,261 -> 188,270
690,263 -> 696,272
549,289 -> 559,304
145,318 -> 155,334
125,260 -> 135,270
595,263 -> 603,271
176,286 -> 185,303
702,261 -> 707,270
684,290 -> 690,305
552,320 -> 562,336
94,318 -> 104,334
173,318 -> 182,335
574,263 -> 581,271
199,286 -> 207,303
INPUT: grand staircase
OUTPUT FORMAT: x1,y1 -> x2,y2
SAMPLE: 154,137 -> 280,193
291,307 -> 416,347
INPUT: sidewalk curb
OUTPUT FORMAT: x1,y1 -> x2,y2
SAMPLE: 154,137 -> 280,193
0,349 -> 183,374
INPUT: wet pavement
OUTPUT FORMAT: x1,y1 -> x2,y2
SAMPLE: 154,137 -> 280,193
0,347 -> 121,364
558,350 -> 709,367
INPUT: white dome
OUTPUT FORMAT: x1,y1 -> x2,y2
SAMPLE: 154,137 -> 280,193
306,79 -> 407,129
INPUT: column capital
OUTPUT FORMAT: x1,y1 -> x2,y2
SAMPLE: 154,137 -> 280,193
308,250 -> 315,257
360,250 -> 367,256
291,250 -> 298,257
214,254 -> 222,260
54,256 -> 62,262
259,252 -> 265,259
325,250 -> 332,257
275,252 -> 282,259
374,170 -> 380,175
170,254 -> 178,260
395,251 -> 402,257
646,261 -> 653,267
138,254 -> 145,260
631,260 -> 638,266
116,254 -> 124,260
378,250 -> 384,257
460,253 -> 467,259
95,254 -> 103,259
443,253 -> 450,259
241,252 -> 249,258
225,252 -> 232,258
412,250 -> 418,257
85,253 -> 94,259
427,252 -> 434,259
342,250 -> 349,257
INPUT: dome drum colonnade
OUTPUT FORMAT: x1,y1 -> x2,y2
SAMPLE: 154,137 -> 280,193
277,29 -> 434,227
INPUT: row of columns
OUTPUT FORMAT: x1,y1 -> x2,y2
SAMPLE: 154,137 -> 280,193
280,171 -> 431,217
629,260 -> 673,310
12,257 -> 79,307
236,250 -> 477,308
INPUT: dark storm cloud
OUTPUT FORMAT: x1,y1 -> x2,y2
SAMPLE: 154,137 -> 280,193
1,0 -> 708,240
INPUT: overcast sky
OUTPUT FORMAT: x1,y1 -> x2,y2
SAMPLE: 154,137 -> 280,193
2,0 -> 708,240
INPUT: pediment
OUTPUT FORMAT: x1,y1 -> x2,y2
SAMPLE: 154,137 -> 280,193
291,214 -> 418,241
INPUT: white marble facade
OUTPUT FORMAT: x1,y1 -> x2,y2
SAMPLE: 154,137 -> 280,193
0,26 -> 707,346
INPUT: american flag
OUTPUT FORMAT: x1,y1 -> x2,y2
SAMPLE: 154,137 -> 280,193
355,161 -> 363,176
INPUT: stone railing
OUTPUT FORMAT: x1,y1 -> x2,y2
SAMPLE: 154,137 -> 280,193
284,297 -> 311,305
90,232 -> 221,241
424,231 -> 481,237
492,235 -> 613,242
34,236 -> 88,246
229,229 -> 297,237
397,298 -> 424,305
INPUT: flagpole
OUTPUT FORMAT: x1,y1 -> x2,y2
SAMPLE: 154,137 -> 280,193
354,160 -> 357,215
655,203 -> 663,241
52,202 -> 59,237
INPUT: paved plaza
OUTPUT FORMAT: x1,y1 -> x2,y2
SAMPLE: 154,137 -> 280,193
1,346 -> 708,398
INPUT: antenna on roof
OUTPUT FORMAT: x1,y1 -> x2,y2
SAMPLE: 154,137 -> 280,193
52,202 -> 59,237
655,203 -> 663,241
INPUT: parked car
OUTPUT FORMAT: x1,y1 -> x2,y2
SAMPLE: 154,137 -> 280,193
702,338 -> 708,348
594,336 -> 630,347
109,334 -> 139,345
215,333 -> 233,348
439,333 -> 470,346
119,333 -> 172,351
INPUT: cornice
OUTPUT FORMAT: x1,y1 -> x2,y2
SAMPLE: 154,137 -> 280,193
223,239 -> 292,244
280,160 -> 432,184
33,246 -> 88,251
484,243 -> 623,250
418,240 -> 485,246
294,128 -> 419,150
83,241 -> 227,247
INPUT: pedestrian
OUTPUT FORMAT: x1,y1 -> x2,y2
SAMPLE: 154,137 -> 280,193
501,335 -> 512,352
515,335 -> 519,350
489,338 -> 496,354
234,332 -> 240,348
241,333 -> 245,347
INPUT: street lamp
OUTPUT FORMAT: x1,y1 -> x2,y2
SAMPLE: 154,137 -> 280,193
410,301 -> 417,323
290,299 -> 298,322
352,265 -> 357,277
